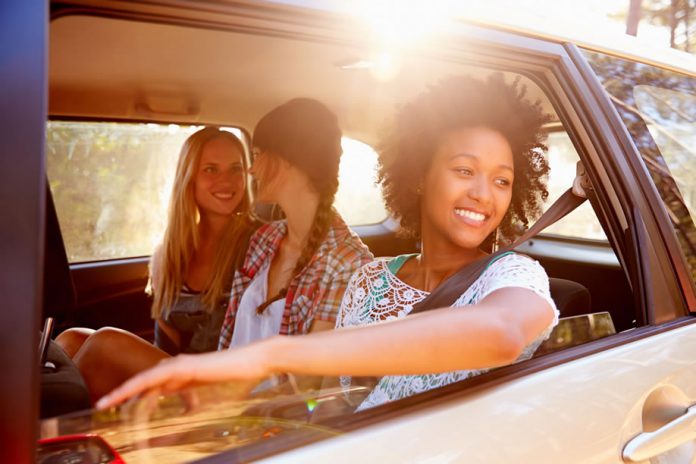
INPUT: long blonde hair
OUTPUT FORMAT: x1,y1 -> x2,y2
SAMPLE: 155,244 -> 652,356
150,127 -> 251,319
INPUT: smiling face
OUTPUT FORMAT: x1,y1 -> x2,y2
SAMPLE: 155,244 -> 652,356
420,126 -> 514,252
193,137 -> 246,219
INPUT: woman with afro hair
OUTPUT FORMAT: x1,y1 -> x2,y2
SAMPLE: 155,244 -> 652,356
98,74 -> 560,411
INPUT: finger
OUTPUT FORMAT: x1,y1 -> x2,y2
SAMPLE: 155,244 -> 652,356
123,387 -> 162,424
96,361 -> 179,409
179,388 -> 201,413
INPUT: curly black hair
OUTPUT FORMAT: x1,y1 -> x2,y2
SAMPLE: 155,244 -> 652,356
377,73 -> 551,246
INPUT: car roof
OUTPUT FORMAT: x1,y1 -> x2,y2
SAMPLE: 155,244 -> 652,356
49,11 -> 551,147
270,0 -> 696,77
49,0 -> 695,149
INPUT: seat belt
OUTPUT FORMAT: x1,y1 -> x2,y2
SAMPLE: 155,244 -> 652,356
410,161 -> 591,314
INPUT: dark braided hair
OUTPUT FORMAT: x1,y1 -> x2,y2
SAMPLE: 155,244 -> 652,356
378,73 -> 551,246
252,98 -> 342,313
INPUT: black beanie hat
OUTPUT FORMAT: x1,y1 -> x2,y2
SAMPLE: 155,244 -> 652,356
252,98 -> 342,195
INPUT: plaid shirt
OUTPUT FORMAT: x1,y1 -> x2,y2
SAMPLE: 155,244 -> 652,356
218,215 -> 373,349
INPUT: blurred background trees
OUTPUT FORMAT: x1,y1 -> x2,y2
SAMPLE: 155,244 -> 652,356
622,0 -> 695,52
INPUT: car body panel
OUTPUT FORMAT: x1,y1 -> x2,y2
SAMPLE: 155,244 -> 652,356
265,322 -> 696,463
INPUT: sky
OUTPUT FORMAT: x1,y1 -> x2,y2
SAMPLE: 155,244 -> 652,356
468,0 -> 672,45
271,0 -> 675,51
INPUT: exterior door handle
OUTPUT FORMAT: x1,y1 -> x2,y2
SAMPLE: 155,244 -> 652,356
622,404 -> 696,462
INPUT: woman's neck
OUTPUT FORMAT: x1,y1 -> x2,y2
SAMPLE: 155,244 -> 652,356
408,235 -> 486,292
197,213 -> 232,248
277,187 -> 320,250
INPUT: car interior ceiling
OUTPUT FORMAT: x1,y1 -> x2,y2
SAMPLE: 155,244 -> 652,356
47,14 -> 638,354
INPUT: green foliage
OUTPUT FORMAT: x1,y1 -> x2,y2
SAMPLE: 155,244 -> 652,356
612,0 -> 696,51
46,122 -> 199,262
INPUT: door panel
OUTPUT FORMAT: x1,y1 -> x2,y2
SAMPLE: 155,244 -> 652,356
270,322 -> 696,463
64,259 -> 153,339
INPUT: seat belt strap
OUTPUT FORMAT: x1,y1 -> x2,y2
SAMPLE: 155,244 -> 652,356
409,187 -> 587,314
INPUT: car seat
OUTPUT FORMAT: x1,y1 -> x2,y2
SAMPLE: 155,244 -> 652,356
548,277 -> 592,318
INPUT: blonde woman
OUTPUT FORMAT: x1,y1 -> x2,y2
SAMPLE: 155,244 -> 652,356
56,127 -> 257,402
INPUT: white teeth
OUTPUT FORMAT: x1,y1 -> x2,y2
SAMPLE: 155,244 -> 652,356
454,208 -> 486,222
213,192 -> 233,200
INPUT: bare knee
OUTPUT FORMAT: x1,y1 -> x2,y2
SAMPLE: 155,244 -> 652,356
55,327 -> 95,358
74,327 -> 145,370
83,327 -> 135,349
74,327 -> 167,403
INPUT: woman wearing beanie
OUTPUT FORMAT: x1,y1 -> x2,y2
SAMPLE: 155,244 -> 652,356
218,98 -> 373,349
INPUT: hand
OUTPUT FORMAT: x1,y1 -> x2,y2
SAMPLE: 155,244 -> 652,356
96,340 -> 275,409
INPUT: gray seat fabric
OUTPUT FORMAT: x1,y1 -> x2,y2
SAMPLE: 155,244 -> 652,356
40,341 -> 91,418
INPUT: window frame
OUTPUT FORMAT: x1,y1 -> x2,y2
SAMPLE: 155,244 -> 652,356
576,48 -> 696,314
45,2 -> 696,462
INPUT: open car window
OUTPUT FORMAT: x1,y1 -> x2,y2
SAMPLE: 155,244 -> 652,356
47,122 -> 386,263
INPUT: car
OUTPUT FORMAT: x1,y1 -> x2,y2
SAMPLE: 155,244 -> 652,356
2,0 -> 695,462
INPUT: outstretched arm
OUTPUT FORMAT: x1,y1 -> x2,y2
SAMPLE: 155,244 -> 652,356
97,287 -> 553,409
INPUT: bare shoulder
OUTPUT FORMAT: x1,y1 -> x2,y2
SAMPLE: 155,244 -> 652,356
149,244 -> 164,280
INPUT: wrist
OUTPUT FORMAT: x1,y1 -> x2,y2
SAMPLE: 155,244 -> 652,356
261,335 -> 292,376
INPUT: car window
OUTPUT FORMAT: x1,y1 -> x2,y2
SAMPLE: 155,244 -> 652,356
583,50 -> 696,284
42,12 -> 658,460
634,86 -> 695,222
46,121 -> 247,263
542,130 -> 607,241
335,137 -> 388,226
47,121 -> 386,263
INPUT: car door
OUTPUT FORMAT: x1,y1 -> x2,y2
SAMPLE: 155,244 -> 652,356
178,18 -> 694,464
248,40 -> 696,464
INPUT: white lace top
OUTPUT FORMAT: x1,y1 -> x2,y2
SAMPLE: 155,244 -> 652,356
336,252 -> 559,411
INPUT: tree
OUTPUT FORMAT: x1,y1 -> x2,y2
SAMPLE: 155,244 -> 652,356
643,0 -> 695,52
619,0 -> 696,52
626,0 -> 643,36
